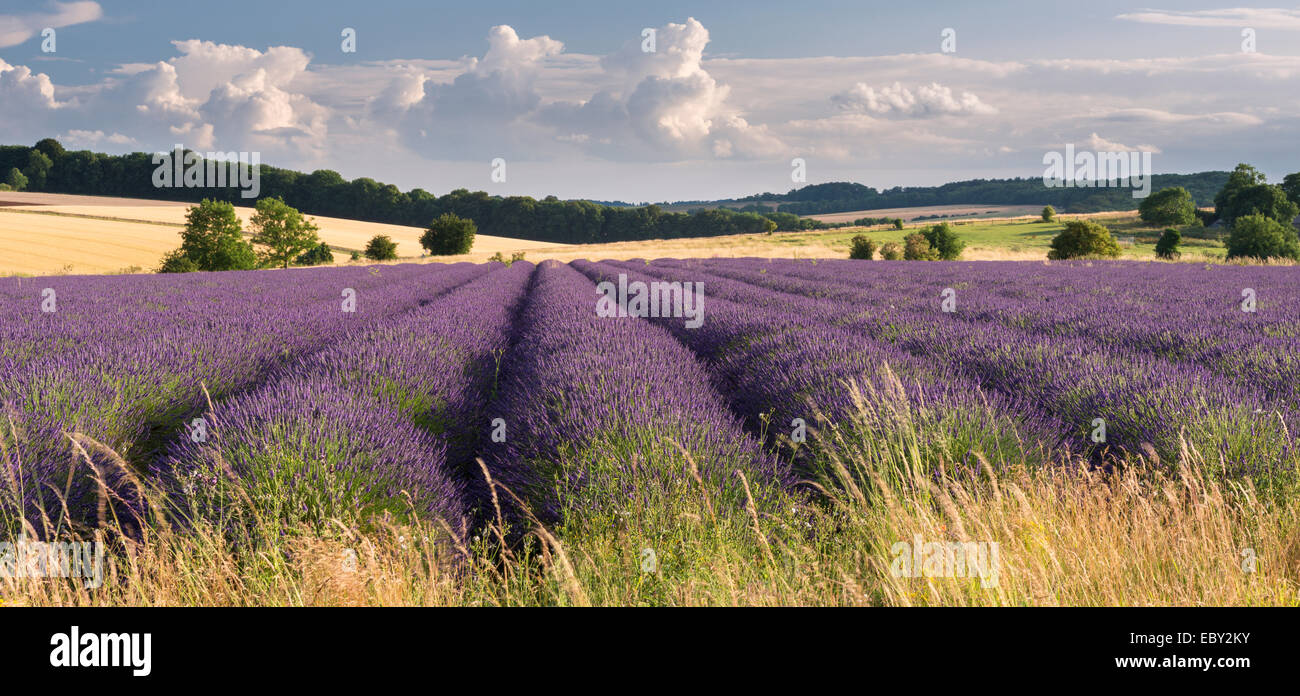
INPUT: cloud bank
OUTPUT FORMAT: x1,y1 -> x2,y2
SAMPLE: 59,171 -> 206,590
0,13 -> 1296,198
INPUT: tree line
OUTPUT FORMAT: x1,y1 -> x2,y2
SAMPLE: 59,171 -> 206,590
0,140 -> 774,244
0,139 -> 1276,246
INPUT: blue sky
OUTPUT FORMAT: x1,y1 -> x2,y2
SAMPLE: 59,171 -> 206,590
2,1 -> 1298,200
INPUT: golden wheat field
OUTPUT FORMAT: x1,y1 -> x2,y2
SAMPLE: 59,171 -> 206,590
0,211 -> 185,275
0,193 -> 564,275
0,192 -> 1210,276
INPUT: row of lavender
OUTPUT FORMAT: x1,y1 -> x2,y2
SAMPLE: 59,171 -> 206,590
483,261 -> 791,528
622,258 -> 1298,476
2,264 -> 492,530
157,261 -> 536,531
5,259 -> 798,543
705,258 -> 1300,405
7,257 -> 1294,541
156,260 -> 801,546
574,260 -> 1068,474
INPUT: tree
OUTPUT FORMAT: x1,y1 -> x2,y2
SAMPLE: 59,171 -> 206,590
1139,187 -> 1197,226
1214,163 -> 1267,219
157,199 -> 257,272
249,196 -> 321,268
879,242 -> 903,260
892,218 -> 904,230
5,167 -> 27,191
1047,220 -> 1122,259
33,138 -> 66,162
295,242 -> 335,266
849,234 -> 876,260
1283,172 -> 1300,208
1218,183 -> 1299,227
1225,214 -> 1300,261
903,233 -> 939,260
23,150 -> 52,190
1041,205 -> 1055,222
922,222 -> 965,260
1154,228 -> 1181,259
420,213 -> 477,255
364,234 -> 399,260
1210,163 -> 1297,226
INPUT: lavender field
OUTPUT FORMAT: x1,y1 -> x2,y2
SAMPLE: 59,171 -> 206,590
3,259 -> 1299,606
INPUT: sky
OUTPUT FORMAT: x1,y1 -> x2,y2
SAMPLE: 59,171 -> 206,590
1,0 -> 1298,201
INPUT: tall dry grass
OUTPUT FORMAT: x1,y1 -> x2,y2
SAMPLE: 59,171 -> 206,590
823,443 -> 1300,606
3,374 -> 1297,606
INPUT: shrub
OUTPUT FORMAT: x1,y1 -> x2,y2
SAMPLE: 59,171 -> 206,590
421,213 -> 477,255
350,251 -> 361,261
1041,205 -> 1055,222
364,234 -> 399,261
892,218 -> 904,230
1047,220 -> 1122,260
879,242 -> 903,260
486,251 -> 529,267
295,242 -> 335,266
902,233 -> 938,260
922,223 -> 965,260
1154,228 -> 1181,259
1225,214 -> 1300,261
852,216 -> 893,227
157,250 -> 201,273
848,234 -> 876,260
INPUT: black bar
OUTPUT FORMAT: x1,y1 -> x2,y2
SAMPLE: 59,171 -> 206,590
0,607 -> 1286,685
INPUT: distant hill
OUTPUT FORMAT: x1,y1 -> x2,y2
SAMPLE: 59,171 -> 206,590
611,172 -> 1232,216
728,173 -> 1231,215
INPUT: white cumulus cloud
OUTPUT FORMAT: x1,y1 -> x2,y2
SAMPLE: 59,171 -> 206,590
832,81 -> 996,117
